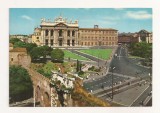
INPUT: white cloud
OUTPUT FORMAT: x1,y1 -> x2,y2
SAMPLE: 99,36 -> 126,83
21,15 -> 33,21
126,11 -> 152,20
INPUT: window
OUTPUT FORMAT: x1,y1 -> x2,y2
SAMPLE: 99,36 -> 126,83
67,30 -> 70,37
51,39 -> 53,46
72,40 -> 75,46
45,30 -> 48,36
37,37 -> 39,39
11,58 -> 13,61
91,42 -> 93,45
51,30 -> 54,36
72,30 -> 75,37
59,30 -> 63,37
45,39 -> 48,45
67,40 -> 70,46
81,42 -> 83,46
106,37 -> 108,40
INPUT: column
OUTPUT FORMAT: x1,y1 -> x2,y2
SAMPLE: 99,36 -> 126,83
146,37 -> 149,43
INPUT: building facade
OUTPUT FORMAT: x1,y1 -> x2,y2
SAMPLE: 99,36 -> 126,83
118,33 -> 138,44
137,30 -> 152,43
118,30 -> 152,44
32,16 -> 79,47
79,25 -> 118,46
32,16 -> 118,47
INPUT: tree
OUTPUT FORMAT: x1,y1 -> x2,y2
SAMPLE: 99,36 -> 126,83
39,45 -> 52,58
9,38 -> 21,44
129,42 -> 152,58
25,43 -> 37,54
9,65 -> 33,103
30,47 -> 43,61
13,41 -> 26,48
51,48 -> 64,62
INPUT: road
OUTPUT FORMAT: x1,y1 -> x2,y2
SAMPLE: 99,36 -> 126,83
130,85 -> 152,106
109,45 -> 150,78
83,45 -> 152,106
83,74 -> 128,92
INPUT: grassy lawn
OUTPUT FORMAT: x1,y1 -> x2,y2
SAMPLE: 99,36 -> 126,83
79,49 -> 112,60
63,50 -> 89,61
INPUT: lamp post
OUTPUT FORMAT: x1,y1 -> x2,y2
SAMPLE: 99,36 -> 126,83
111,66 -> 115,100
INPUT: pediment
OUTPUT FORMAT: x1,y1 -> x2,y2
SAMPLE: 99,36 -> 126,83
54,23 -> 68,27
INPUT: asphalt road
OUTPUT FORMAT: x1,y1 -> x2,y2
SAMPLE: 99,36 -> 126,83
131,85 -> 152,106
84,45 -> 151,92
109,45 -> 150,78
83,74 -> 128,92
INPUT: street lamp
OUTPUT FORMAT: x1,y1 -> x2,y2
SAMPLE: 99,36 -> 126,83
110,66 -> 115,100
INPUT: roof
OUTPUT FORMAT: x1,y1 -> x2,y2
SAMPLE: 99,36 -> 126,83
118,33 -> 134,37
40,16 -> 79,27
79,28 -> 118,31
10,48 -> 27,52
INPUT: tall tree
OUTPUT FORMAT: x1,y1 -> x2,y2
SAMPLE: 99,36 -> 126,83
9,65 -> 33,103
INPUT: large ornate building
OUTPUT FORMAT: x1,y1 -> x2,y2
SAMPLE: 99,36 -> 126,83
32,16 -> 118,47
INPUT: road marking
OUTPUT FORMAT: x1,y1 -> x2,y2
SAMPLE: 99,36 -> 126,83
129,85 -> 150,106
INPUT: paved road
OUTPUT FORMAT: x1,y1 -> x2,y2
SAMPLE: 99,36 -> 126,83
84,45 -> 151,92
83,45 -> 152,106
109,45 -> 150,78
83,74 -> 128,92
131,85 -> 152,106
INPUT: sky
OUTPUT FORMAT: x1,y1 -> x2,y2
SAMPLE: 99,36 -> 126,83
9,8 -> 152,35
